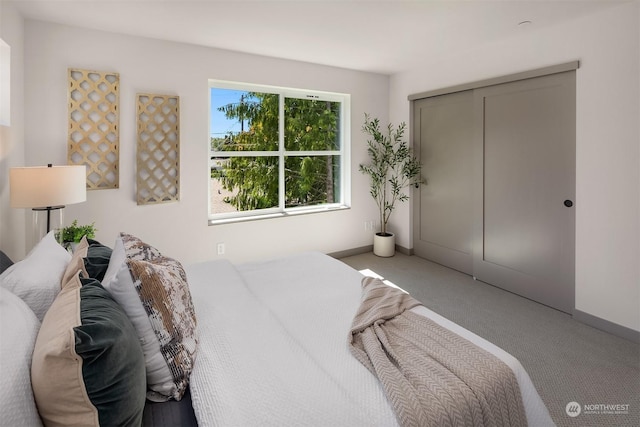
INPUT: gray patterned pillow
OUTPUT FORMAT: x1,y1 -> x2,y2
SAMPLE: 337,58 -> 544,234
102,233 -> 198,401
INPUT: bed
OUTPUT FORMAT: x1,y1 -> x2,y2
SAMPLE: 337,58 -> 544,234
187,251 -> 554,426
0,232 -> 555,427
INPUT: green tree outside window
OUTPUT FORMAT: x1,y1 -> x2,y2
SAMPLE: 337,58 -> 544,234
211,89 -> 342,213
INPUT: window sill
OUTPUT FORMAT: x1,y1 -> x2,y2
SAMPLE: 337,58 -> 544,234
208,205 -> 350,226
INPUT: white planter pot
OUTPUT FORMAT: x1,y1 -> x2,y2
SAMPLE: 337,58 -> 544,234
373,233 -> 395,257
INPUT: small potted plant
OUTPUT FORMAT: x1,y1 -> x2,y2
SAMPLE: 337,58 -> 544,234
359,114 -> 422,257
57,220 -> 97,251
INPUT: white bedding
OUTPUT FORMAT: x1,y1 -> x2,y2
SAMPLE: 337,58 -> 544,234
187,252 -> 554,427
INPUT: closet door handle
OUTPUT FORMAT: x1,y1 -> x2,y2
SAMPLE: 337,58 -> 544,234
564,200 -> 574,208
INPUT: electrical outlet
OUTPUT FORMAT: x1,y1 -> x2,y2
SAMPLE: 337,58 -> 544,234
364,220 -> 375,231
216,242 -> 225,255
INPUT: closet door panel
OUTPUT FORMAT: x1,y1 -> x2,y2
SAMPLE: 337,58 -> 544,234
413,91 -> 474,274
473,72 -> 575,313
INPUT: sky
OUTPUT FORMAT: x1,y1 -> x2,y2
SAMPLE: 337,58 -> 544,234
209,88 -> 245,138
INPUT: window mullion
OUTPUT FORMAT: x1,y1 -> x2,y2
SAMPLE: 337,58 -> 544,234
210,151 -> 277,157
278,93 -> 285,211
284,150 -> 341,156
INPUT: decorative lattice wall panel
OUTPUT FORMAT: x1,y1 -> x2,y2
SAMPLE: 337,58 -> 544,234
136,93 -> 180,205
68,68 -> 120,189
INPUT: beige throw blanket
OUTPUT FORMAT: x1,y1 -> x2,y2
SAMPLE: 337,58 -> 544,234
349,277 -> 527,427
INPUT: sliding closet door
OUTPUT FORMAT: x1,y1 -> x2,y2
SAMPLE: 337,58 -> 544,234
473,71 -> 575,313
413,91 -> 474,274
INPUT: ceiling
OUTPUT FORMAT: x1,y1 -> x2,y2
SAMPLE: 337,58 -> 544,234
8,0 -> 627,75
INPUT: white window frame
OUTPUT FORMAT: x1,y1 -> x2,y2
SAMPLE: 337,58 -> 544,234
208,80 -> 351,224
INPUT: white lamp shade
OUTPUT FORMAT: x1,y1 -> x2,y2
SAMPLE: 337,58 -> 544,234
10,165 -> 87,208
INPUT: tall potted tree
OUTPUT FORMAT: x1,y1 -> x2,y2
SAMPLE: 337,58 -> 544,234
359,114 -> 422,257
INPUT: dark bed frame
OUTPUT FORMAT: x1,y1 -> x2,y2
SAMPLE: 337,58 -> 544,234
142,387 -> 198,427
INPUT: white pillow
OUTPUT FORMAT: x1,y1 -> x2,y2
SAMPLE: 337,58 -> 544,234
102,233 -> 197,402
0,231 -> 71,320
0,287 -> 44,427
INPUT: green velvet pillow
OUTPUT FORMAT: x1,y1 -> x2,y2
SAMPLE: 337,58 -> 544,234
83,239 -> 112,282
31,274 -> 146,427
76,278 -> 146,426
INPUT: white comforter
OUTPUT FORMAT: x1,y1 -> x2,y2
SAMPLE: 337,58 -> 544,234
187,252 -> 554,427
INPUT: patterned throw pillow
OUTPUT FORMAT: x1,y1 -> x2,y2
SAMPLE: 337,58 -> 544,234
102,232 -> 198,401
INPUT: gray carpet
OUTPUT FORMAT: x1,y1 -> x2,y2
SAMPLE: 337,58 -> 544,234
339,252 -> 639,427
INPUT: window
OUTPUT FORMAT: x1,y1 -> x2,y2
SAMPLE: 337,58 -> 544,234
209,81 -> 350,223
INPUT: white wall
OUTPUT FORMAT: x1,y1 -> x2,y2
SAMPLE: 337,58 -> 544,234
0,0 -> 26,261
21,20 -> 388,264
11,4 -> 639,333
390,2 -> 640,332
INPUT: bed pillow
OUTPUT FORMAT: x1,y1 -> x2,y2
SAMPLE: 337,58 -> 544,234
83,239 -> 112,281
61,237 -> 112,284
31,273 -> 146,427
102,232 -> 198,401
0,250 -> 13,274
0,230 -> 71,320
61,236 -> 90,286
0,287 -> 43,427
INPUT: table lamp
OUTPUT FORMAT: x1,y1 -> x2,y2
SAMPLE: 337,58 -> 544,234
10,164 -> 87,240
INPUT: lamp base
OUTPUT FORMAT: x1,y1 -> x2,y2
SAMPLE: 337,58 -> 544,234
31,207 -> 64,247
